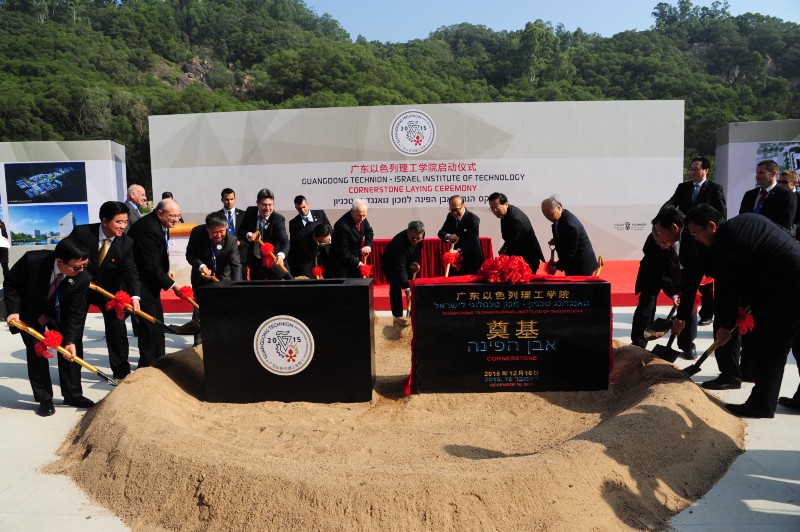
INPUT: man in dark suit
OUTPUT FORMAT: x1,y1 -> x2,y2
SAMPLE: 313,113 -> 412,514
330,199 -> 374,278
289,195 -> 331,240
630,206 -> 700,360
124,184 -> 146,229
685,206 -> 800,418
4,238 -> 93,416
289,223 -> 332,278
437,195 -> 483,275
663,156 -> 727,325
218,188 -> 247,278
238,188 -> 290,280
128,199 -> 183,367
69,201 -> 141,379
0,217 -> 9,278
738,159 -> 797,231
777,169 -> 800,240
488,192 -> 544,271
382,221 -> 424,323
541,197 -> 597,276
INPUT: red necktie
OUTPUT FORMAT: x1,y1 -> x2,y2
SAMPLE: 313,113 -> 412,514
755,189 -> 768,212
48,273 -> 64,300
356,222 -> 361,232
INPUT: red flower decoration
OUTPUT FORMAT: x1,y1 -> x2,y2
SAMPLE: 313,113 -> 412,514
360,263 -> 373,278
34,330 -> 63,359
178,286 -> 195,300
311,265 -> 325,279
105,290 -> 132,320
443,251 -> 463,271
736,307 -> 754,335
700,275 -> 714,286
261,242 -> 275,268
478,255 -> 535,284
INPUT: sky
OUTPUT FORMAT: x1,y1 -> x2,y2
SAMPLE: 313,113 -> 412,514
305,0 -> 799,43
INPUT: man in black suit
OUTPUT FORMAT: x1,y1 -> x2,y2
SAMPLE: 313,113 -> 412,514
630,206 -> 700,360
124,184 -> 146,229
777,169 -> 800,240
437,195 -> 483,275
238,188 -> 290,280
330,199 -> 374,278
738,159 -> 797,231
289,223 -> 332,278
664,156 -> 727,324
128,199 -> 183,367
488,192 -> 544,271
4,238 -> 93,416
69,201 -> 141,379
218,188 -> 247,278
685,206 -> 800,418
541,197 -> 597,276
382,221 -> 424,323
289,195 -> 331,240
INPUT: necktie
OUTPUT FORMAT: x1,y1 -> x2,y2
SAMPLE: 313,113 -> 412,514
305,215 -> 313,225
692,184 -> 701,204
356,222 -> 361,233
98,238 -> 111,266
258,216 -> 266,234
227,211 -> 234,233
755,188 -> 768,213
48,273 -> 64,300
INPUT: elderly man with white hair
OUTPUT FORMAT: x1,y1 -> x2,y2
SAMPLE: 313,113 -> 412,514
330,199 -> 374,278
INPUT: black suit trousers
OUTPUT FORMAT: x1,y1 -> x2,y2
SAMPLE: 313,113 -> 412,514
631,289 -> 696,350
23,332 -> 82,402
101,307 -> 131,378
137,282 -> 165,367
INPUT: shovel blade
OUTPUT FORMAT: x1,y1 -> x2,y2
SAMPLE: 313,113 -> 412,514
651,344 -> 681,363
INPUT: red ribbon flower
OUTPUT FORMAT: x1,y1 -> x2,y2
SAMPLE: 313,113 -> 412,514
736,307 -> 754,335
478,255 -> 535,284
105,290 -> 132,320
34,330 -> 63,359
700,275 -> 714,286
178,285 -> 195,300
360,263 -> 373,278
443,251 -> 463,272
261,242 -> 275,268
311,265 -> 325,279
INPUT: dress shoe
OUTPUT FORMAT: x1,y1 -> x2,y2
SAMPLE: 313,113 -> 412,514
725,403 -> 774,419
778,396 -> 800,411
680,347 -> 698,360
698,317 -> 713,326
701,375 -> 742,390
63,395 -> 95,409
36,399 -> 55,417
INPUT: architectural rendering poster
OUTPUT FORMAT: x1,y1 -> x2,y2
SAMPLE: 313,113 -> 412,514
7,203 -> 89,246
4,162 -> 88,204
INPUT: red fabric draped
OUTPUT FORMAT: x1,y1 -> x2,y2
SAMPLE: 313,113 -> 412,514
370,237 -> 493,284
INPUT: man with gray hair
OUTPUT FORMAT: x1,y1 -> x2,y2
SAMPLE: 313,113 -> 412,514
381,221 -> 424,323
330,199 -> 374,278
541,197 -> 597,276
125,184 -> 146,227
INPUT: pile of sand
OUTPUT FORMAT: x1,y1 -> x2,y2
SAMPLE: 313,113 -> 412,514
48,318 -> 744,531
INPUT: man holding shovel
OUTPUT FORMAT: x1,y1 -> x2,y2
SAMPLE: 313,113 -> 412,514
682,205 -> 800,418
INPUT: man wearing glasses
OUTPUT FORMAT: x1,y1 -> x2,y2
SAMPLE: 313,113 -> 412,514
4,238 -> 93,416
437,195 -> 483,275
631,206 -> 701,361
128,199 -> 184,367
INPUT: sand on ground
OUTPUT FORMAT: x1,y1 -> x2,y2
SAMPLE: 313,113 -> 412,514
47,318 -> 744,531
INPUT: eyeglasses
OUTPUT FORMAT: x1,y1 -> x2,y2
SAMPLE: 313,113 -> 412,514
778,180 -> 796,185
651,226 -> 672,246
449,206 -> 464,213
167,214 -> 182,220
65,263 -> 87,272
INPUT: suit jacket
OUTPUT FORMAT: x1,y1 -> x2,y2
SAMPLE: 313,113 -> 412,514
381,230 -> 423,288
499,205 -> 544,269
551,209 -> 597,276
128,212 -> 172,291
289,210 -> 331,240
218,207 -> 247,265
664,179 -> 727,218
437,210 -> 483,275
0,219 -> 8,264
330,212 -> 374,278
739,185 -> 797,231
710,213 -> 800,329
288,231 -> 332,278
124,201 -> 142,233
69,223 -> 140,308
3,250 -> 90,344
236,207 -> 289,269
186,224 -> 241,287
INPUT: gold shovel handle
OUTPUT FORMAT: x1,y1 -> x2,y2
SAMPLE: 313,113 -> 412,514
8,318 -> 105,377
444,239 -> 458,277
89,282 -> 157,325
253,231 -> 290,275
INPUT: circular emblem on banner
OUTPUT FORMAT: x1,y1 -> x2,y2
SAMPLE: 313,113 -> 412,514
390,110 -> 436,156
253,315 -> 314,376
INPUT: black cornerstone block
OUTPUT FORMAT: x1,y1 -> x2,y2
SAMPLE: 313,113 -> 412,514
199,279 -> 375,403
412,279 -> 610,393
